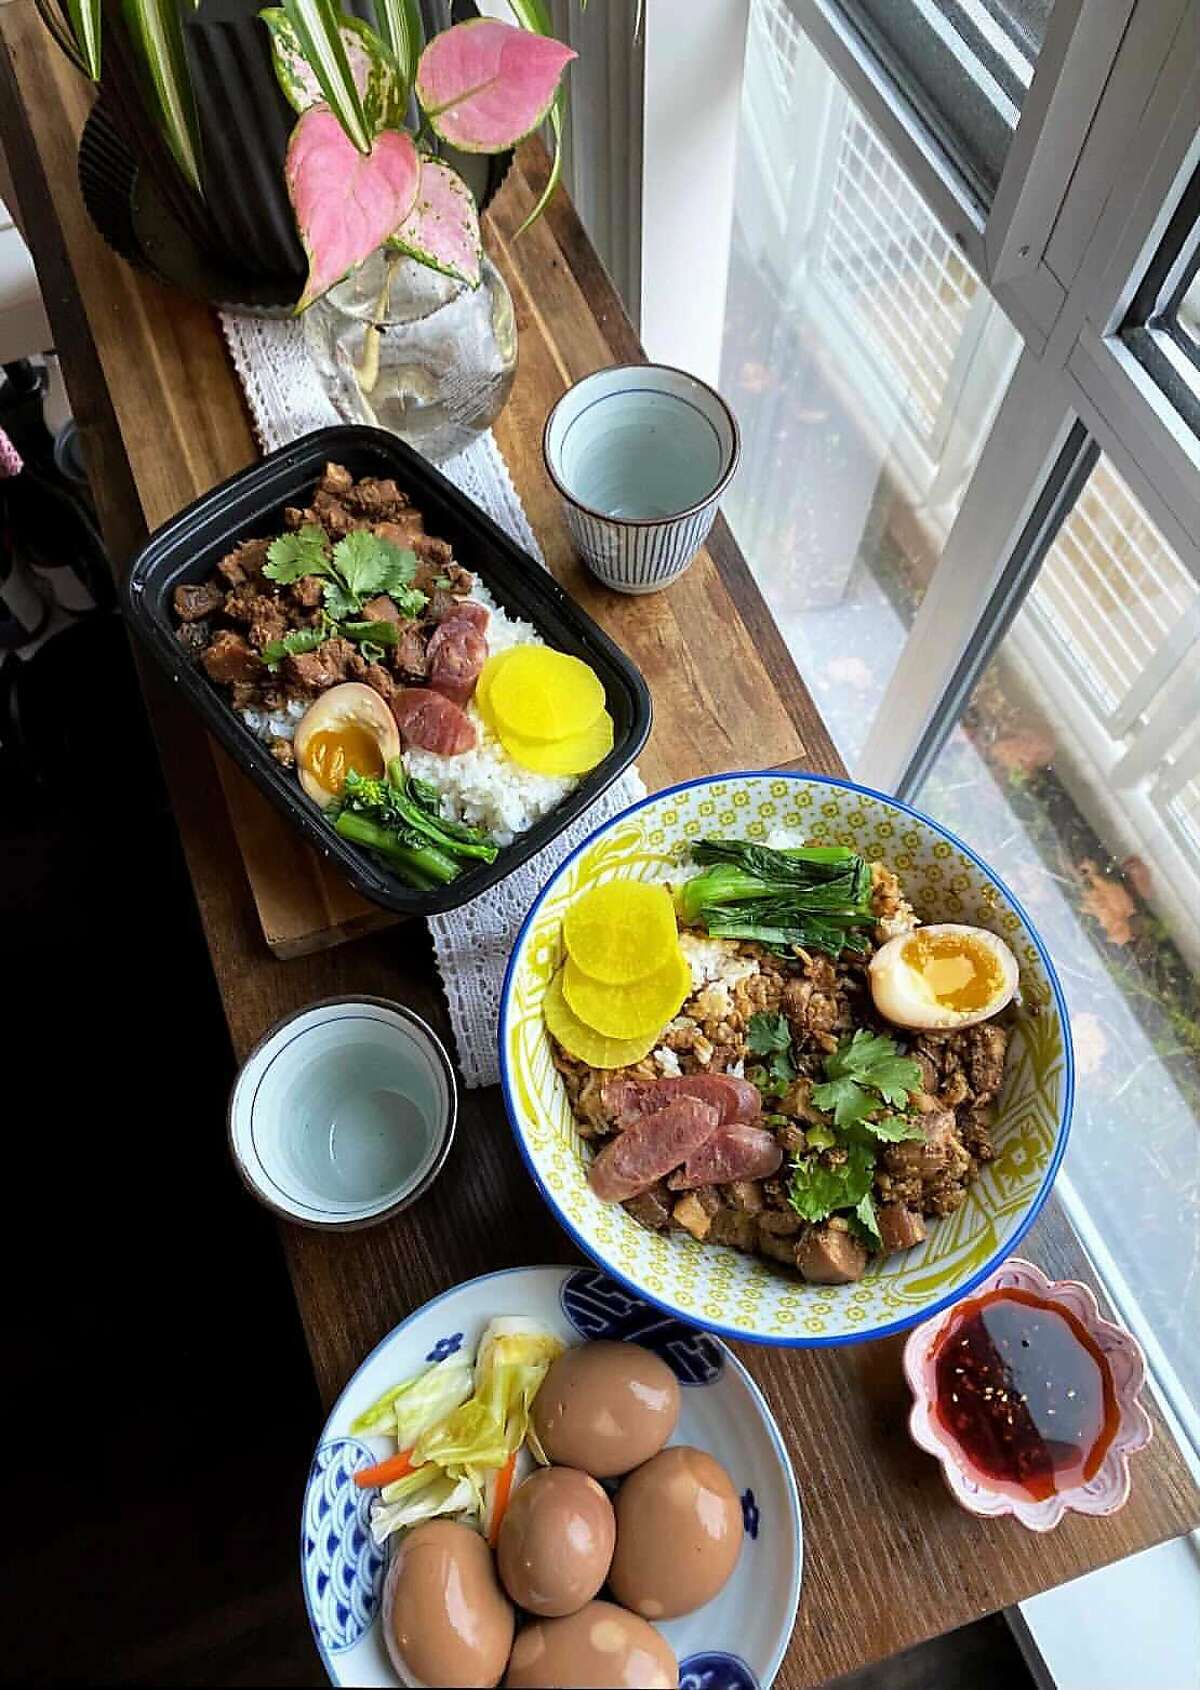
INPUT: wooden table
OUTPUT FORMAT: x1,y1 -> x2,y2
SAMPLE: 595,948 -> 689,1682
2,10 -> 1196,1683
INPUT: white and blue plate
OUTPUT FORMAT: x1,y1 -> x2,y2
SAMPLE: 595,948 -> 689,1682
301,1265 -> 803,1688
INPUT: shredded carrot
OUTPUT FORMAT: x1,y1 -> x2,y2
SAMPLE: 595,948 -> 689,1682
488,1451 -> 518,1547
353,1448 -> 414,1490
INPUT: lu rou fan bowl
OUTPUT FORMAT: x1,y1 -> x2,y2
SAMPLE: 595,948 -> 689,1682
499,771 -> 1074,1346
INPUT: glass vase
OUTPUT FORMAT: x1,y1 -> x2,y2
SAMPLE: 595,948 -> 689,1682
303,248 -> 518,463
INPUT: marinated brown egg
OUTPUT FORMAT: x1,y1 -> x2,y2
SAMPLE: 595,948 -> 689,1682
504,1600 -> 677,1689
293,681 -> 401,810
497,1466 -> 616,1617
382,1518 -> 514,1689
608,1446 -> 741,1620
869,922 -> 1018,1031
531,1342 -> 680,1478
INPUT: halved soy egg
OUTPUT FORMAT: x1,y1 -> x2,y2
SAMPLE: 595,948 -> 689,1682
869,922 -> 1018,1031
293,682 -> 400,809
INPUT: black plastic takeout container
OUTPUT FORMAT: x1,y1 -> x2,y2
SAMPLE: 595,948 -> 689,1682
122,425 -> 653,916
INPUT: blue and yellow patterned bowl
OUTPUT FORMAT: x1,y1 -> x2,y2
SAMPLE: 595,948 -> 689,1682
499,771 -> 1074,1347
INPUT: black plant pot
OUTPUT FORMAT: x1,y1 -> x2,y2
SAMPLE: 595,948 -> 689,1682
69,0 -> 512,312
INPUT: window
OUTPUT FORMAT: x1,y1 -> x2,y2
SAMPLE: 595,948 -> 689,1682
723,7 -> 1019,767
1180,265 -> 1200,352
826,0 -> 1047,201
1120,160 -> 1200,444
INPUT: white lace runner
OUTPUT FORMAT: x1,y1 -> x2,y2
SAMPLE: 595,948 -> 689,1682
221,311 -> 644,1086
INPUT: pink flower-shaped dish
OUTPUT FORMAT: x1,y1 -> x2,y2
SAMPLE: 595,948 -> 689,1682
903,1257 -> 1153,1531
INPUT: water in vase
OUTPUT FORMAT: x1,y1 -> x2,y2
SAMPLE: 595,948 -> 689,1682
304,249 -> 518,463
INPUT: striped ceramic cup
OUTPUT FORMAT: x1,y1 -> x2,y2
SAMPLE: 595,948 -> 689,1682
543,364 -> 740,594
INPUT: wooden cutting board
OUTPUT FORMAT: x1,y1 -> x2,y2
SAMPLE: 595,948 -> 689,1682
206,149 -> 833,958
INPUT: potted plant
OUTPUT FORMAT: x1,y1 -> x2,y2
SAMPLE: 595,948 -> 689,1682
48,0 -> 573,309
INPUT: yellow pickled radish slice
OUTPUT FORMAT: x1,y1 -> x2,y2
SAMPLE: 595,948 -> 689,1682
475,647 -> 521,730
562,881 -> 678,984
489,645 -> 606,742
501,710 -> 615,776
543,967 -> 661,1068
562,951 -> 692,1040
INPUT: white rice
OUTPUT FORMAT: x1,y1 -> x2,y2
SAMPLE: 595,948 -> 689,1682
240,695 -> 307,744
402,584 -> 578,847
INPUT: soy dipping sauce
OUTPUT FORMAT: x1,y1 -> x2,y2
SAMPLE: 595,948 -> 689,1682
933,1288 -> 1119,1501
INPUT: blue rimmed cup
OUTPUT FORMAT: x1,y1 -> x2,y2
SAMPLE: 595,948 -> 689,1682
543,364 -> 740,594
228,997 -> 457,1229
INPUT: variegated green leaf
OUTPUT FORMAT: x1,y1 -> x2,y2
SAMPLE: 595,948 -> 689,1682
372,0 -> 422,102
506,0 -> 553,33
65,0 -> 102,78
502,0 -> 567,236
513,91 -> 562,236
281,0 -> 371,154
33,0 -> 90,72
121,0 -> 203,193
261,8 -> 404,130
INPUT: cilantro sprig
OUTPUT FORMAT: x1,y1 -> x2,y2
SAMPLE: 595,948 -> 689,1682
263,526 -> 426,621
260,625 -> 327,670
785,1029 -> 925,1238
260,614 -> 403,671
787,1139 -> 874,1222
810,1030 -> 922,1129
261,523 -> 328,581
746,1011 -> 796,1095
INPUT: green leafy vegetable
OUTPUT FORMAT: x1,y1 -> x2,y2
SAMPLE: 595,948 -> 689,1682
339,618 -> 401,647
263,523 -> 330,582
334,759 -> 499,886
369,1472 -> 475,1544
263,524 -> 425,621
851,1190 -> 882,1247
779,1033 -> 924,1240
393,585 -> 427,617
787,1140 -> 875,1223
334,811 -> 459,887
350,1356 -> 473,1439
856,1113 -> 926,1144
260,625 -> 327,669
332,530 -> 419,601
351,1317 -> 565,1548
677,839 -> 876,957
811,1029 -> 922,1129
322,579 -> 361,620
747,1010 -> 791,1056
747,1010 -> 796,1094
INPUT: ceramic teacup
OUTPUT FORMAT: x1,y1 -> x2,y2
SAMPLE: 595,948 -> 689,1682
228,997 -> 456,1229
543,364 -> 740,594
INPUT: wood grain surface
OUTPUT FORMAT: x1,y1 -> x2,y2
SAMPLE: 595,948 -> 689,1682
1,9 -> 1196,1684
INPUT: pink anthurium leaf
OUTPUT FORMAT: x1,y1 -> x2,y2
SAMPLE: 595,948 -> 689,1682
286,108 -> 420,311
389,158 -> 481,287
415,17 -> 575,153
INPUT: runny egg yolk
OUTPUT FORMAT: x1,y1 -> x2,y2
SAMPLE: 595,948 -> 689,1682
901,929 -> 1004,1013
304,724 -> 385,795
